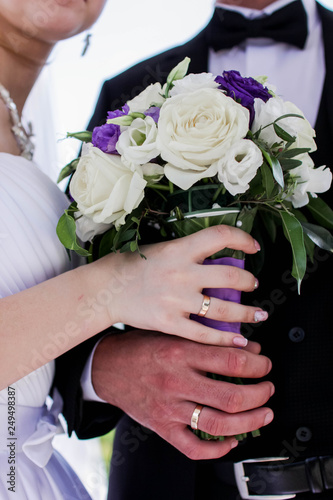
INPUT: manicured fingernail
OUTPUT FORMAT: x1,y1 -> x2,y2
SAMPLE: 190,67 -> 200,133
231,439 -> 239,449
254,278 -> 259,289
233,336 -> 248,347
264,411 -> 274,426
254,240 -> 261,251
254,310 -> 268,322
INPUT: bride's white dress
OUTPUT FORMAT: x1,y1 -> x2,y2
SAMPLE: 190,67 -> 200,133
0,153 -> 91,499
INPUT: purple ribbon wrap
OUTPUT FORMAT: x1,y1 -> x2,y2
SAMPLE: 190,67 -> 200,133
192,256 -> 245,334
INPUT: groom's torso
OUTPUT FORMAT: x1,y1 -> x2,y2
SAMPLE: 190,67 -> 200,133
89,2 -> 333,494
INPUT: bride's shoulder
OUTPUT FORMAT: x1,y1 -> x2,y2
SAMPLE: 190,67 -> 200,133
0,151 -> 37,172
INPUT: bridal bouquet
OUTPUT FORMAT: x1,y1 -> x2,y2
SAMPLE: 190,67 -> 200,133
57,57 -> 333,292
57,57 -> 333,441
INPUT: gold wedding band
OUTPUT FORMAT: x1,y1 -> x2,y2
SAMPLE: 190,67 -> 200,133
190,404 -> 204,430
198,295 -> 211,317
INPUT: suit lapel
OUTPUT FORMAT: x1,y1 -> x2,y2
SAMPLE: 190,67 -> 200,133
316,3 -> 333,141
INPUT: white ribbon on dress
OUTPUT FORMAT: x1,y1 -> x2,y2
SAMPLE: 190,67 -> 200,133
21,389 -> 65,468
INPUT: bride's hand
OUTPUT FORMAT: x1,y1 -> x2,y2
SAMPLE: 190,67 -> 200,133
94,225 -> 268,346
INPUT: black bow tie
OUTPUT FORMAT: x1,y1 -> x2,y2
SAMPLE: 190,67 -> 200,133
207,0 -> 308,51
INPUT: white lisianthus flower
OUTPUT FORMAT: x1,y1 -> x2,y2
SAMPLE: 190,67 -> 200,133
169,73 -> 219,96
75,213 -> 111,242
215,139 -> 263,196
157,88 -> 249,190
127,83 -> 165,113
116,116 -> 159,168
285,154 -> 332,208
70,144 -> 146,229
252,97 -> 317,152
141,162 -> 164,183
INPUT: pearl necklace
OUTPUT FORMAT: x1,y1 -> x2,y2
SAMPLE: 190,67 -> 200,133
0,83 -> 34,161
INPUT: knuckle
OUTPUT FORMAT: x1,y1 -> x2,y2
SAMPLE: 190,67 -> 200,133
193,330 -> 210,344
205,415 -> 224,437
154,342 -> 183,365
183,443 -> 202,461
150,400 -> 174,422
226,350 -> 247,376
215,224 -> 233,243
220,387 -> 243,413
247,414 -> 260,432
226,266 -> 240,287
216,301 -> 229,318
159,373 -> 182,394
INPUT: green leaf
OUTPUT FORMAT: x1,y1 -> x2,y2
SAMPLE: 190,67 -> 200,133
307,197 -> 333,230
273,123 -> 296,143
112,206 -> 144,252
56,213 -> 91,257
67,131 -> 92,142
98,227 -> 117,258
279,158 -> 302,171
236,206 -> 258,235
120,229 -> 137,242
301,222 -> 333,253
130,240 -> 138,252
280,211 -> 306,293
274,113 -> 304,122
57,158 -> 79,183
262,150 -> 284,188
119,241 -> 132,253
279,147 -> 311,159
260,162 -> 275,198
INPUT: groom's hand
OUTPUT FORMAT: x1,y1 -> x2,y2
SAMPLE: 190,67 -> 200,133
92,330 -> 274,460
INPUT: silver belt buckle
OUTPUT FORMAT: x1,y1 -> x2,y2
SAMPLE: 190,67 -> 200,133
234,457 -> 296,500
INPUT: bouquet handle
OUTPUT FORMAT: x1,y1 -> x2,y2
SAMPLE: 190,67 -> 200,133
191,256 -> 245,334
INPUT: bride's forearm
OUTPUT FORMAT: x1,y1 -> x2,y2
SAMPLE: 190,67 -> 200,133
0,258 -> 117,389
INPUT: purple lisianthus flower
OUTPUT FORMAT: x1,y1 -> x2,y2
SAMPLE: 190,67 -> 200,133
144,106 -> 160,123
92,123 -> 120,154
215,70 -> 272,125
92,104 -> 130,154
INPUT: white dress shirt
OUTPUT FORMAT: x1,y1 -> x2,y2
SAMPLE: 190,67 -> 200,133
81,0 -> 326,403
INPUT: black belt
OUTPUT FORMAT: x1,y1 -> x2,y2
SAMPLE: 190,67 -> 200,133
213,456 -> 333,499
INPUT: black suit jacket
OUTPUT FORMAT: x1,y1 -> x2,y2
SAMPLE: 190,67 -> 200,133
55,4 -> 333,498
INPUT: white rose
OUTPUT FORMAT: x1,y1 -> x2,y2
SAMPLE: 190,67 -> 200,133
157,88 -> 249,190
117,116 -> 159,168
285,154 -> 332,208
169,73 -> 219,96
75,213 -> 111,242
70,144 -> 147,229
252,97 -> 317,152
215,139 -> 263,196
127,83 -> 165,113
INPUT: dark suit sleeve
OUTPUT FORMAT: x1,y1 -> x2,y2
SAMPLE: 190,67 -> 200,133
54,330 -> 123,439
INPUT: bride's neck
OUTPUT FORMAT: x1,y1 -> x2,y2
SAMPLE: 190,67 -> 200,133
0,18 -> 53,115
0,21 -> 54,156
